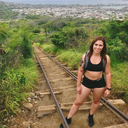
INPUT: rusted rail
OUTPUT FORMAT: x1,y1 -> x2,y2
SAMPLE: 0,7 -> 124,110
35,52 -> 69,128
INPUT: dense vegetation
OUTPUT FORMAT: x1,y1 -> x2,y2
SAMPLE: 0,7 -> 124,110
0,10 -> 128,127
0,20 -> 38,126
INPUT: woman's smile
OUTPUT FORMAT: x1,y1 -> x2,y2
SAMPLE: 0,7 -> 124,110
93,40 -> 104,54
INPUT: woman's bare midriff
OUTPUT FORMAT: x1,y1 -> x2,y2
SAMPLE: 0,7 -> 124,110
84,70 -> 103,80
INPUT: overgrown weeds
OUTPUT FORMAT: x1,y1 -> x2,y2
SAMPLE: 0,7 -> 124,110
0,59 -> 38,121
57,50 -> 83,70
0,49 -> 23,78
111,62 -> 128,102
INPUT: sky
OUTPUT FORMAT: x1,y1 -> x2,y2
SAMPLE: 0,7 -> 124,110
1,0 -> 128,4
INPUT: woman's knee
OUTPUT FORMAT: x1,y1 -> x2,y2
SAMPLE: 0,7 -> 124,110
74,100 -> 83,107
93,100 -> 100,105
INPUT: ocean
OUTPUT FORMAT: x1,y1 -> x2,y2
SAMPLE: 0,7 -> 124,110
1,0 -> 128,5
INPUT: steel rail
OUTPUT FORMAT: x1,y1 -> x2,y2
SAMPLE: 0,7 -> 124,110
35,52 -> 69,128
101,97 -> 128,123
40,47 -> 128,124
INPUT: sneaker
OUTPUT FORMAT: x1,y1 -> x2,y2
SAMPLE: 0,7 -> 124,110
60,123 -> 64,128
60,117 -> 72,128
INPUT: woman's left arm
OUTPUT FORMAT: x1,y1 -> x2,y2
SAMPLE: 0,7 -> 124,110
104,55 -> 111,97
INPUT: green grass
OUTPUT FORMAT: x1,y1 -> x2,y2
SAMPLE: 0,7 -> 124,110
111,62 -> 128,102
0,58 -> 38,120
58,50 -> 83,70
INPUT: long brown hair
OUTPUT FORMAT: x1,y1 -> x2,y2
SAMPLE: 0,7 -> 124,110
88,36 -> 107,60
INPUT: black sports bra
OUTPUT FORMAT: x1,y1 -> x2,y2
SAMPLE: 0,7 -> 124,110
86,59 -> 103,72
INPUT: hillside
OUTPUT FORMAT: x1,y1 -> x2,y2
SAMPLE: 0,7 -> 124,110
0,1 -> 18,20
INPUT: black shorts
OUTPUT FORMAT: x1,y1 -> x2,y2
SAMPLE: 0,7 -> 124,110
82,75 -> 106,89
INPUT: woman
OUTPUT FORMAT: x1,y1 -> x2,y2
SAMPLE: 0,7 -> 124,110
60,36 -> 111,127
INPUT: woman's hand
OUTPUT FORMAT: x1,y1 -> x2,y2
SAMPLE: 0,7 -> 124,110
77,84 -> 82,94
104,89 -> 110,97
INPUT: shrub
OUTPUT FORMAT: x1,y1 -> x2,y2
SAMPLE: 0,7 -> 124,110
0,59 -> 38,120
20,33 -> 33,59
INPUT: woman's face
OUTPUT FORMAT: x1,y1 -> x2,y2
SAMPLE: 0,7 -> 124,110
93,40 -> 104,54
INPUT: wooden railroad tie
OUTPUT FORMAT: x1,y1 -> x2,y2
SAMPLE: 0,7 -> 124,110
35,86 -> 76,96
103,123 -> 128,128
37,105 -> 56,118
37,99 -> 126,112
48,72 -> 67,76
50,77 -> 73,82
40,57 -> 48,59
71,70 -> 78,73
40,91 -> 62,97
61,99 -> 126,111
38,80 -> 46,84
38,105 -> 56,112
52,85 -> 76,90
36,52 -> 42,53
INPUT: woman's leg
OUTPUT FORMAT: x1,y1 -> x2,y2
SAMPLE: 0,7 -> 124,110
88,87 -> 106,126
67,85 -> 92,119
90,87 -> 106,115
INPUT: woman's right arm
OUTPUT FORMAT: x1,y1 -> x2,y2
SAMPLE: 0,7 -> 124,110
77,54 -> 85,94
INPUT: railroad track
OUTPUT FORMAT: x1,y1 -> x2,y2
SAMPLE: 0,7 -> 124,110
34,46 -> 128,128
